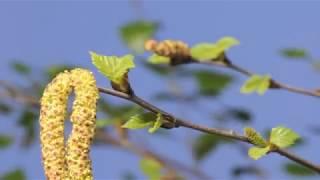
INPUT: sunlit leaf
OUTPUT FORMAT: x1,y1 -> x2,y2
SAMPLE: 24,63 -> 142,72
120,21 -> 158,53
122,113 -> 156,130
284,163 -> 316,176
0,169 -> 25,180
244,127 -> 268,147
194,71 -> 232,96
11,61 -> 30,75
240,74 -> 270,95
191,37 -> 239,60
148,113 -> 163,133
148,54 -> 170,64
0,135 -> 13,149
91,51 -> 135,84
281,48 -> 309,59
248,146 -> 270,160
269,126 -> 300,148
140,157 -> 162,180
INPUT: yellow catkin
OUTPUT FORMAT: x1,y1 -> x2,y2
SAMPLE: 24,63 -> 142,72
144,39 -> 190,59
40,68 -> 99,180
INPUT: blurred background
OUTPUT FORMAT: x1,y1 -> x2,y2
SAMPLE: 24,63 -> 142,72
0,1 -> 320,179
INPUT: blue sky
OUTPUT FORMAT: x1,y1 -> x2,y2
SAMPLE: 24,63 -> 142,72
0,1 -> 320,179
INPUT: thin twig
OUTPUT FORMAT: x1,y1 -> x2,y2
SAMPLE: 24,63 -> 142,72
98,87 -> 320,173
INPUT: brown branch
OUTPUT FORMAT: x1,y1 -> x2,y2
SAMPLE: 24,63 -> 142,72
196,57 -> 320,98
98,87 -> 320,174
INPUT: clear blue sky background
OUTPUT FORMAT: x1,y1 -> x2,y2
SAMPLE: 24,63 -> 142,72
0,1 -> 320,179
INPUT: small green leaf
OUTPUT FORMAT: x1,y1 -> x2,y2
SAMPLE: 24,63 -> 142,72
192,134 -> 230,161
120,21 -> 158,53
191,43 -> 219,60
148,113 -> 163,133
269,126 -> 300,148
190,37 -> 239,60
214,108 -> 252,123
215,37 -> 240,51
122,113 -> 156,130
46,65 -> 74,80
18,110 -> 37,146
232,165 -> 262,177
140,157 -> 162,180
244,127 -> 268,147
1,169 -> 26,180
0,135 -> 13,149
11,61 -> 30,75
281,48 -> 309,59
148,54 -> 170,64
248,146 -> 270,160
0,103 -> 12,115
90,51 -> 135,84
194,70 -> 232,96
96,119 -> 117,128
240,74 -> 270,95
284,163 -> 316,176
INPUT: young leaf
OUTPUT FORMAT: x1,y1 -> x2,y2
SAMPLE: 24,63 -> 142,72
215,36 -> 240,51
120,21 -> 158,53
140,157 -> 162,180
269,126 -> 300,148
240,74 -> 270,95
191,43 -> 219,60
148,54 -> 170,64
0,135 -> 13,149
148,113 -> 163,133
11,61 -> 31,75
244,127 -> 268,147
0,169 -> 26,180
284,163 -> 316,176
281,48 -> 309,59
194,70 -> 232,96
248,146 -> 270,160
256,75 -> 271,95
122,113 -> 156,130
190,36 -> 239,60
90,51 -> 135,84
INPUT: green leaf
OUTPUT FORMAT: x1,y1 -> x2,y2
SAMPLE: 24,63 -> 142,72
0,102 -> 12,115
18,110 -> 37,146
90,51 -> 135,84
148,54 -> 170,64
140,157 -> 162,180
1,169 -> 26,180
122,113 -> 156,130
214,108 -> 252,123
191,43 -> 219,60
215,36 -> 240,51
46,65 -> 74,80
248,146 -> 270,160
192,134 -> 230,161
194,70 -> 232,96
244,127 -> 267,147
232,165 -> 262,177
190,37 -> 239,60
284,163 -> 316,176
240,74 -> 270,95
148,113 -> 163,133
0,135 -> 13,149
120,21 -> 158,53
11,61 -> 30,75
96,119 -> 117,128
281,48 -> 309,59
269,126 -> 300,148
